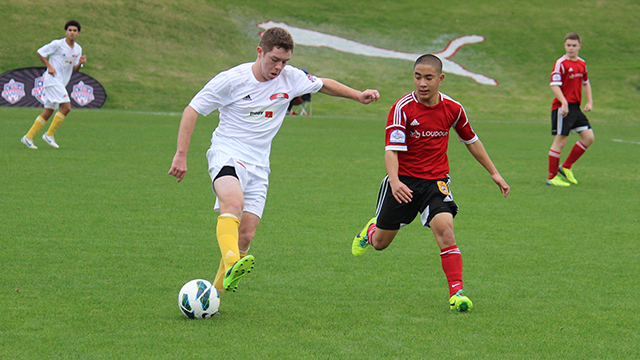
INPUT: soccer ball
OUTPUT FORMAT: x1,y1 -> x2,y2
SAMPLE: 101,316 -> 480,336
178,279 -> 220,319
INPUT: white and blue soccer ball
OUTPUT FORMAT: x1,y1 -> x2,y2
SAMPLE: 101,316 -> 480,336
178,279 -> 220,319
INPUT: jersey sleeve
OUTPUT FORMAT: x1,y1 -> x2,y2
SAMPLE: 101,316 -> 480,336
385,102 -> 408,152
73,44 -> 83,66
583,63 -> 589,84
452,105 -> 478,144
550,58 -> 564,86
188,72 -> 233,116
289,67 -> 324,98
37,39 -> 60,58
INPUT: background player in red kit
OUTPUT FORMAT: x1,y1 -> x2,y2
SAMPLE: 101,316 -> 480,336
546,32 -> 594,187
351,54 -> 510,311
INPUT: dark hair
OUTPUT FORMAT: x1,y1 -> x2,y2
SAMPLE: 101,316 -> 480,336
564,32 -> 581,43
414,54 -> 443,73
259,27 -> 294,53
65,20 -> 81,32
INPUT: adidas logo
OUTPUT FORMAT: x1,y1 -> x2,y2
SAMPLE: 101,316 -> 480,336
242,94 -> 252,101
224,250 -> 237,259
410,119 -> 420,126
568,67 -> 574,72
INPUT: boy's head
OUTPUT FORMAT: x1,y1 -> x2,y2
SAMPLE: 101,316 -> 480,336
564,32 -> 581,43
65,20 -> 81,32
563,32 -> 582,59
254,27 -> 294,82
259,27 -> 294,53
413,54 -> 444,105
414,54 -> 443,73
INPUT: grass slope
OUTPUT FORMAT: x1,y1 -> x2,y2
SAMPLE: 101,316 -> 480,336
1,0 -> 639,119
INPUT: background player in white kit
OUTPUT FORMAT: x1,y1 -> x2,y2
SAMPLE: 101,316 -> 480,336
351,54 -> 509,311
168,27 -> 380,294
21,20 -> 86,149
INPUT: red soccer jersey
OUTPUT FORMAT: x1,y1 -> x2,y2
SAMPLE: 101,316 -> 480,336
550,55 -> 589,110
385,92 -> 478,179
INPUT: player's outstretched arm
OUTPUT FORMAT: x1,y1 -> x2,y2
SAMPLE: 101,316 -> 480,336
168,106 -> 199,183
465,140 -> 510,197
318,78 -> 380,104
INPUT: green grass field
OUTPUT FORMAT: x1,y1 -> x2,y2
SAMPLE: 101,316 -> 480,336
2,0 -> 640,359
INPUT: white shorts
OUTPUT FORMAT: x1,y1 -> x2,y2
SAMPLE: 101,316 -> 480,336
206,149 -> 270,218
43,84 -> 70,109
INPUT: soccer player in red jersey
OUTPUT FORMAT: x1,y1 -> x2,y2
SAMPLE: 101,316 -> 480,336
351,54 -> 510,311
546,32 -> 594,187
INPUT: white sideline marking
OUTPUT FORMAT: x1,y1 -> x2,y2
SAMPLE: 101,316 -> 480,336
257,21 -> 498,86
612,139 -> 640,145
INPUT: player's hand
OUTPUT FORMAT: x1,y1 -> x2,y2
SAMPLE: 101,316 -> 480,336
79,55 -> 87,65
359,89 -> 380,104
47,66 -> 56,76
560,103 -> 569,116
491,174 -> 510,197
584,102 -> 592,112
168,154 -> 188,183
390,178 -> 413,203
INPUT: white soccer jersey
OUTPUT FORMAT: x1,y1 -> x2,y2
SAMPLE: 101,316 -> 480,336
37,38 -> 83,87
189,63 -> 324,168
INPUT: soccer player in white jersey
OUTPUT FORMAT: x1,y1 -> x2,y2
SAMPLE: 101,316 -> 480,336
351,54 -> 509,311
546,32 -> 594,187
168,27 -> 380,294
21,20 -> 86,149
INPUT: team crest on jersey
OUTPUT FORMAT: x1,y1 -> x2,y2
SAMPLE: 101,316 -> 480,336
306,74 -> 317,82
270,92 -> 290,102
437,181 -> 450,196
1,79 -> 26,104
389,129 -> 405,143
31,76 -> 46,104
71,81 -> 95,106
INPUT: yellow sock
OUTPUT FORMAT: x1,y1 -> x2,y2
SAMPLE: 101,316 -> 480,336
216,213 -> 240,271
213,259 -> 226,291
46,112 -> 65,136
213,247 -> 249,291
26,116 -> 47,139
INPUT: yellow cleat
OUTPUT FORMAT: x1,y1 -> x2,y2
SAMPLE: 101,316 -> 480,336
558,167 -> 578,184
352,217 -> 376,257
449,290 -> 473,312
546,175 -> 570,187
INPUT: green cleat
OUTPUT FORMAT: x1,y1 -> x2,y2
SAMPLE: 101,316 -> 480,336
449,290 -> 473,312
222,255 -> 255,292
352,217 -> 376,257
558,167 -> 578,184
546,175 -> 571,187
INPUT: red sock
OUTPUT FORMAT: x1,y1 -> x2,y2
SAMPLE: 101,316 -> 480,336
367,223 -> 377,246
562,141 -> 587,169
548,149 -> 561,179
440,245 -> 463,297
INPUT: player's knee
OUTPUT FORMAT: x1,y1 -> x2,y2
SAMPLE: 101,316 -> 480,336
238,230 -> 255,249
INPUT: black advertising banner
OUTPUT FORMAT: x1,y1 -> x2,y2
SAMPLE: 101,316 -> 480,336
0,67 -> 107,108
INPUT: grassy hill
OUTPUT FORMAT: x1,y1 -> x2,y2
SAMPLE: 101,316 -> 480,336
1,0 -> 638,121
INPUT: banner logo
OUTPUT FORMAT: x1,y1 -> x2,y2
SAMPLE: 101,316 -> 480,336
31,76 -> 46,104
1,79 -> 26,104
71,81 -> 95,106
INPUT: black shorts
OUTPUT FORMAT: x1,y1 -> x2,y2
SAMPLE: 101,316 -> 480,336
375,175 -> 458,230
551,103 -> 591,136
